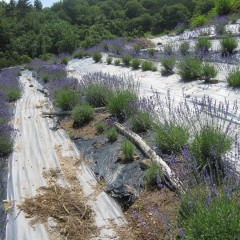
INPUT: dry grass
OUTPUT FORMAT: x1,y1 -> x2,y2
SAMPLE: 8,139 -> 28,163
19,169 -> 98,240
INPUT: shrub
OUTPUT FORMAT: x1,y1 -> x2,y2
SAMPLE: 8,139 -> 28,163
106,127 -> 118,142
96,122 -> 105,134
39,53 -> 54,60
106,56 -> 113,65
5,88 -> 21,102
61,57 -> 69,65
147,48 -> 155,57
220,36 -> 238,55
201,63 -> 218,82
179,42 -> 190,56
107,90 -> 138,120
114,59 -> 121,66
141,61 -> 156,71
121,139 -> 135,161
92,52 -> 102,63
73,51 -> 87,59
178,57 -> 203,81
190,126 -> 233,170
155,123 -> 190,153
0,135 -> 13,157
144,163 -> 163,189
129,112 -> 152,133
121,55 -> 132,67
131,58 -> 142,70
161,58 -> 175,75
54,88 -> 80,110
84,83 -> 110,107
227,68 -> 240,87
72,104 -> 94,127
179,191 -> 240,240
195,37 -> 212,53
215,0 -> 233,16
190,15 -> 208,29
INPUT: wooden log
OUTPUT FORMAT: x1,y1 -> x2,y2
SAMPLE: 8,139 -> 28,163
114,122 -> 185,194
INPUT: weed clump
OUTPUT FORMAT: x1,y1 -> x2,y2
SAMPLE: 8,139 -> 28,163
106,127 -> 118,142
144,163 -> 163,189
96,122 -> 105,134
121,139 -> 135,162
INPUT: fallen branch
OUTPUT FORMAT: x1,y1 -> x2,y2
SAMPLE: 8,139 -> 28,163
42,107 -> 106,117
114,122 -> 185,194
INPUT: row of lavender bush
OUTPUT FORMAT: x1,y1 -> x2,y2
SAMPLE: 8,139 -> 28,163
0,66 -> 22,238
27,48 -> 240,238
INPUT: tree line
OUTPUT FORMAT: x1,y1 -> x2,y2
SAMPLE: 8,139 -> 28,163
0,0 -> 238,68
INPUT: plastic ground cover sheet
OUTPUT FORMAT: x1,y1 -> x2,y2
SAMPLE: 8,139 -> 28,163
6,70 -> 126,240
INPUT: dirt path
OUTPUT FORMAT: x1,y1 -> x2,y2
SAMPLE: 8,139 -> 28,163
6,70 -> 126,240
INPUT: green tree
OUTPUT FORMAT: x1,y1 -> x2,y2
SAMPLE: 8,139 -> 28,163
34,0 -> 43,10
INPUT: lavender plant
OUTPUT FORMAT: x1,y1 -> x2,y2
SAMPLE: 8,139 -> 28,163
72,104 -> 94,127
179,42 -> 190,56
107,90 -> 138,120
38,64 -> 66,83
195,37 -> 212,54
155,122 -> 190,153
178,57 -> 203,81
141,61 -> 157,72
220,36 -> 238,55
161,58 -> 175,75
114,59 -> 121,66
92,52 -> 102,63
121,54 -> 132,67
129,112 -> 153,133
106,56 -> 113,64
201,63 -> 218,83
227,68 -> 240,87
131,58 -> 142,70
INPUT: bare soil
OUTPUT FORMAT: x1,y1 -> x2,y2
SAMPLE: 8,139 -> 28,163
60,112 -> 110,139
125,187 -> 180,240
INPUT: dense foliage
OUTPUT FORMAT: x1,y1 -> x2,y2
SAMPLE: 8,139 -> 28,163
1,0 -> 239,69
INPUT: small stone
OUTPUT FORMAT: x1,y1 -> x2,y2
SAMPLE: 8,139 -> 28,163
185,94 -> 191,98
140,159 -> 152,170
29,84 -> 33,87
